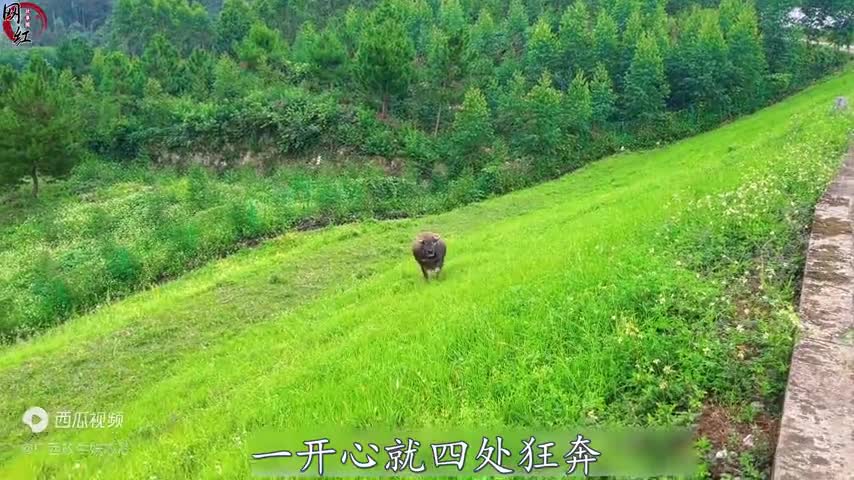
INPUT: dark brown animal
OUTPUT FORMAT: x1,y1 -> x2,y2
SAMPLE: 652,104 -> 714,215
412,232 -> 446,281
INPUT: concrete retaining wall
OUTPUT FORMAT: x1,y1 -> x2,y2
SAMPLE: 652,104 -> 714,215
773,145 -> 854,479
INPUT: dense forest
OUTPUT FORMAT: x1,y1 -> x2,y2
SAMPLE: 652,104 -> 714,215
0,0 -> 850,336
0,0 -> 849,195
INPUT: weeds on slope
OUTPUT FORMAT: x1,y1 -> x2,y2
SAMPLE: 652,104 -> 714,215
0,161 -> 450,341
635,112 -> 853,477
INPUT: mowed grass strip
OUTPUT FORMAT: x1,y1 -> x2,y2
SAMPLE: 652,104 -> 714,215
1,68 -> 853,479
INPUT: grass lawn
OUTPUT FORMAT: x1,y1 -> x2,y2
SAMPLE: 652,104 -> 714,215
1,67 -> 853,479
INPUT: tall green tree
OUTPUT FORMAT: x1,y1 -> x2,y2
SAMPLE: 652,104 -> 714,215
110,0 -> 154,55
558,0 -> 594,81
718,0 -> 743,34
526,16 -> 561,82
141,33 -> 186,95
465,8 -> 499,88
212,54 -> 254,101
669,10 -> 731,115
648,0 -> 671,53
520,72 -> 564,158
610,0 -> 639,30
0,65 -> 17,96
726,7 -> 768,112
355,4 -> 416,118
112,0 -> 212,55
593,10 -> 620,78
755,0 -> 799,75
450,87 -> 495,174
590,63 -> 617,125
428,2 -> 468,132
91,49 -> 144,100
621,9 -> 645,75
426,27 -> 453,134
235,21 -> 289,75
504,0 -> 530,58
496,71 -> 529,139
216,0 -> 254,54
623,32 -> 669,124
0,58 -> 82,197
293,23 -> 347,87
564,72 -> 593,134
185,48 -> 216,100
56,37 -> 95,77
439,0 -> 467,38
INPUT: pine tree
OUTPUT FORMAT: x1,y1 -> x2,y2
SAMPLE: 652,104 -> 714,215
590,63 -> 617,125
521,72 -> 564,157
468,8 -> 498,61
726,7 -> 768,112
526,0 -> 546,21
648,0 -> 671,54
718,0 -> 742,34
526,16 -> 560,82
496,71 -> 529,139
166,0 -> 214,54
113,0 -> 213,55
341,6 -> 368,53
504,0 -> 529,58
450,87 -> 495,174
610,0 -> 638,31
141,33 -> 186,95
593,10 -> 620,79
0,65 -> 16,96
91,49 -> 144,100
293,23 -> 347,86
623,32 -> 669,124
621,9 -> 645,74
111,0 -> 154,55
0,57 -> 82,197
235,21 -> 289,74
355,6 -> 415,118
293,22 -> 320,65
216,0 -> 254,54
185,48 -> 215,100
439,0 -> 467,38
669,10 -> 731,115
212,54 -> 252,100
564,72 -> 593,134
429,2 -> 467,132
407,0 -> 435,52
56,37 -> 95,77
558,0 -> 593,81
426,26 -> 452,134
466,8 -> 499,88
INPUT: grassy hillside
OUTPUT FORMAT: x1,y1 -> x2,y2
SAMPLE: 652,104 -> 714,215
1,68 -> 852,479
0,159 -> 449,339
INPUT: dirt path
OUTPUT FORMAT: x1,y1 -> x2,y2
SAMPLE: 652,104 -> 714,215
773,144 -> 854,479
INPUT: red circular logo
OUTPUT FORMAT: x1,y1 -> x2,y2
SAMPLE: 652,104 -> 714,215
3,2 -> 48,46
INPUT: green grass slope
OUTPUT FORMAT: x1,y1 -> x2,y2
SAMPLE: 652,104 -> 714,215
1,68 -> 853,479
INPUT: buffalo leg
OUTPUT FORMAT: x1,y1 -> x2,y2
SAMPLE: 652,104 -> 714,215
421,265 -> 429,281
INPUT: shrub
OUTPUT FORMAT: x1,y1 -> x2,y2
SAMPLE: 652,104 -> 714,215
27,254 -> 75,329
103,244 -> 142,288
228,200 -> 264,240
355,108 -> 400,157
767,73 -> 793,101
402,127 -> 438,180
186,165 -> 218,211
364,175 -> 420,217
445,172 -> 486,209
